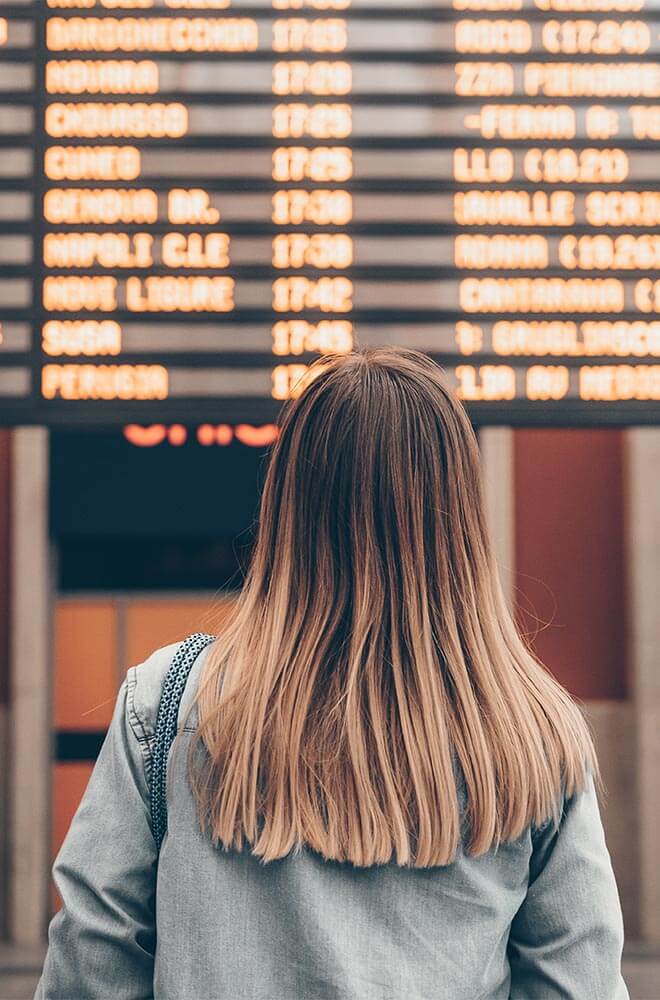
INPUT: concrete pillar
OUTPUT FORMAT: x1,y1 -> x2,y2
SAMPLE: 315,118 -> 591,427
479,426 -> 515,611
8,428 -> 52,945
0,430 -> 11,940
625,427 -> 660,943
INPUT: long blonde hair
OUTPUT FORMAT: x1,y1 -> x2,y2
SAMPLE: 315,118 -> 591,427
186,347 -> 596,868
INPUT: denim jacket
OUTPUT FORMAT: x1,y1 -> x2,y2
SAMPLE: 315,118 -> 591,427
35,641 -> 629,1000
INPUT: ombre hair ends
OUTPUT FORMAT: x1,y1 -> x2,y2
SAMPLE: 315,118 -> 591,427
185,347 -> 596,868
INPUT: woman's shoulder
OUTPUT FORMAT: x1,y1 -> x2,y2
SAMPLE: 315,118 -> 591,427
125,635 -> 215,738
125,641 -> 182,738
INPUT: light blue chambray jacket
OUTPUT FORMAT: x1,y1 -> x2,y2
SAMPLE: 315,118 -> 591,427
35,640 -> 629,1000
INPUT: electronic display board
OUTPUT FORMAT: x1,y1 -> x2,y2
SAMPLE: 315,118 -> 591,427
0,0 -> 659,425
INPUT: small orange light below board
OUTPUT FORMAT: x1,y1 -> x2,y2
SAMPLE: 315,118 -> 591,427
123,424 -> 280,448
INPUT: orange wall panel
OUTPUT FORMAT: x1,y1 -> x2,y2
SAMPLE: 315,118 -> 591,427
125,598 -> 214,667
125,597 -> 235,668
0,430 -> 10,708
54,601 -> 118,730
513,428 -> 627,701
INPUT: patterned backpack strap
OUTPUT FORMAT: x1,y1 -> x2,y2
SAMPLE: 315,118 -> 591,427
150,632 -> 216,852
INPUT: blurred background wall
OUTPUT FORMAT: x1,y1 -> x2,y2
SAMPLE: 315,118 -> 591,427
1,421 -> 658,948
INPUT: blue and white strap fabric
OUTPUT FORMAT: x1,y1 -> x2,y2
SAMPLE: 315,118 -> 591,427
150,632 -> 216,852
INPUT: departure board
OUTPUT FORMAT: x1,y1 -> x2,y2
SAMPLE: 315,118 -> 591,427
1,0 -> 660,426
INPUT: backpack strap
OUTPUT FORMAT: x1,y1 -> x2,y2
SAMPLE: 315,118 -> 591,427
150,632 -> 216,851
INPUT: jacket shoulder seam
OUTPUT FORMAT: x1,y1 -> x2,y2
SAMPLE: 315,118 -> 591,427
126,665 -> 152,745
125,665 -> 155,792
